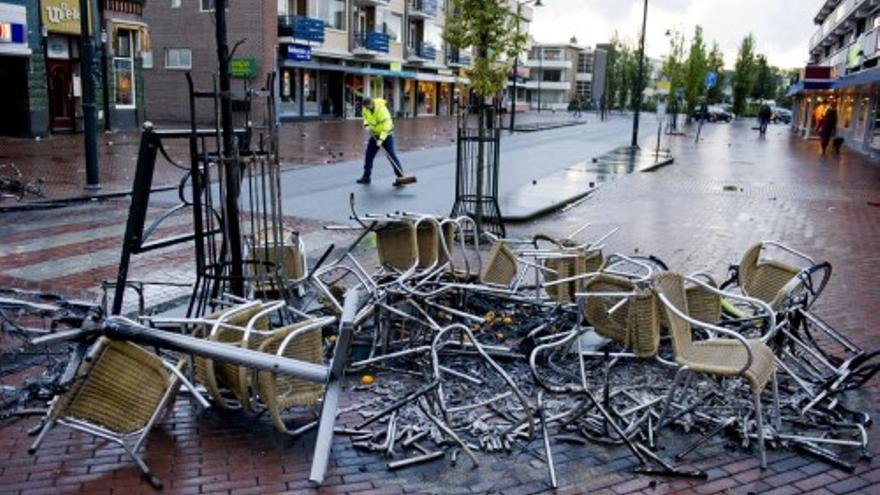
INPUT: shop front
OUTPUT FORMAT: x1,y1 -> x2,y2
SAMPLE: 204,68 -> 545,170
104,19 -> 149,129
0,2 -> 33,136
41,0 -> 83,133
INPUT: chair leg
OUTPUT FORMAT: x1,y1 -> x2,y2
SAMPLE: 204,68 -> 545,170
122,441 -> 163,489
753,391 -> 767,469
771,371 -> 782,431
28,417 -> 55,455
657,366 -> 688,431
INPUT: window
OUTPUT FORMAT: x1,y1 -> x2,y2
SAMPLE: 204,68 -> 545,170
542,70 -> 561,82
424,23 -> 442,47
318,0 -> 345,30
577,52 -> 592,73
165,48 -> 192,69
576,81 -> 591,97
201,0 -> 214,10
113,29 -> 136,108
377,9 -> 402,41
171,0 -> 180,7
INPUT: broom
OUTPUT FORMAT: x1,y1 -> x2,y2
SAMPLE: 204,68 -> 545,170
379,141 -> 417,186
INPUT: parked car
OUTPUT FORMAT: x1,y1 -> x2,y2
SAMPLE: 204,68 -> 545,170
691,105 -> 733,123
771,107 -> 792,124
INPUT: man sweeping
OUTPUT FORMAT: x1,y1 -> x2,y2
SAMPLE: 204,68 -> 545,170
356,97 -> 417,186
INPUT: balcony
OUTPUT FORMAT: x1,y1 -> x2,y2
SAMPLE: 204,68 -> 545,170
447,49 -> 471,67
524,59 -> 572,69
353,31 -> 390,56
809,0 -> 872,52
407,42 -> 436,62
278,15 -> 325,44
523,80 -> 570,90
408,0 -> 438,18
353,0 -> 389,6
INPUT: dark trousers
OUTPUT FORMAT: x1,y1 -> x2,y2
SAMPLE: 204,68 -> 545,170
363,133 -> 404,178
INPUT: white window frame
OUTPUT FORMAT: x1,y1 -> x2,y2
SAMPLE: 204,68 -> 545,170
113,30 -> 136,109
165,48 -> 193,70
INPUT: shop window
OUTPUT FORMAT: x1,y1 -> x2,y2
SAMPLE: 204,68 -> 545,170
114,30 -> 136,108
165,48 -> 192,69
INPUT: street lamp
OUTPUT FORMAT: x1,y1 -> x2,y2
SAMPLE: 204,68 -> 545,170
630,0 -> 648,147
510,0 -> 543,132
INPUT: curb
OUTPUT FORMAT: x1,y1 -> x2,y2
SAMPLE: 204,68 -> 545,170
512,120 -> 588,133
0,185 -> 177,213
501,155 -> 675,223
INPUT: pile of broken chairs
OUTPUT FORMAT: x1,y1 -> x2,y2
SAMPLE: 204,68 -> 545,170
20,208 -> 879,489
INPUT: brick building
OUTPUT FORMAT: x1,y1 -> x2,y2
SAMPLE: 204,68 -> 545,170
143,0 -> 534,123
0,0 -> 149,137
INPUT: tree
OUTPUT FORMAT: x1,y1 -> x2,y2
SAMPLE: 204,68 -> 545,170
444,0 -> 527,100
604,34 -> 624,110
661,29 -> 686,100
751,55 -> 774,101
682,25 -> 707,116
705,42 -> 725,104
732,34 -> 757,116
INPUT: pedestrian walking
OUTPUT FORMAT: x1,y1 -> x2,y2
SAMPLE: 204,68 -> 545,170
818,100 -> 838,155
758,102 -> 772,136
356,97 -> 417,186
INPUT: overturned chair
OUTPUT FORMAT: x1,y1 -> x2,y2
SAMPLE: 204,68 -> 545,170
29,337 -> 208,488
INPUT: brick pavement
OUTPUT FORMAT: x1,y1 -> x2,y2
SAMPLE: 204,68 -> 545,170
1,120 -> 880,494
0,113 -> 582,203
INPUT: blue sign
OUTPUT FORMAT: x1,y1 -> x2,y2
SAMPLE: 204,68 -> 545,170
286,44 -> 311,62
705,71 -> 717,89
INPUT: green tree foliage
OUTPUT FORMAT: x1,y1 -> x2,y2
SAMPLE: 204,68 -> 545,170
444,0 -> 527,99
732,34 -> 757,116
682,25 -> 707,114
705,42 -> 725,104
661,29 -> 686,103
604,35 -> 623,110
751,54 -> 775,100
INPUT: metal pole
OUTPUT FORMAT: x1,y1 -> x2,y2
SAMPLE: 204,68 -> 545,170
537,48 -> 542,113
214,0 -> 245,296
79,0 -> 100,189
510,3 -> 521,132
631,0 -> 648,147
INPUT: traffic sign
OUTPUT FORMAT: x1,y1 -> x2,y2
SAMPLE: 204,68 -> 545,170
705,71 -> 717,89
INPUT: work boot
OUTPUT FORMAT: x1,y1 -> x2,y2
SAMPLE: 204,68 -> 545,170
356,175 -> 371,185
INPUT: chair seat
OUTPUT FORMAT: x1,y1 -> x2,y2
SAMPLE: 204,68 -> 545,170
678,338 -> 776,393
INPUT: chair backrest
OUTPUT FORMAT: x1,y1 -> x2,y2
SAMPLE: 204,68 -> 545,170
738,243 -> 800,308
652,272 -> 693,358
582,273 -> 659,358
479,241 -> 518,286
256,321 -> 325,433
415,220 -> 440,269
545,249 -> 606,303
53,337 -> 173,435
375,221 -> 419,271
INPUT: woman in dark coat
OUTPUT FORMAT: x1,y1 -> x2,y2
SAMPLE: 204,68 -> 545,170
818,104 -> 838,155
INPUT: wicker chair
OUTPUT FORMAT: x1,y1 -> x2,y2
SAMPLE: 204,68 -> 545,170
375,220 -> 420,272
479,240 -> 520,286
545,249 -> 607,304
29,337 -> 201,488
738,243 -> 802,309
194,304 -> 270,410
256,319 -> 327,434
580,273 -> 660,358
653,272 -> 779,468
248,229 -> 306,297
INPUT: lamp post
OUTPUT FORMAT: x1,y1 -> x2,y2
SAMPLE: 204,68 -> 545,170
79,0 -> 100,189
630,0 -> 648,147
509,0 -> 542,132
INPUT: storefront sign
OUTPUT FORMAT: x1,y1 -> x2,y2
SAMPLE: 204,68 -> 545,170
229,58 -> 256,78
389,62 -> 402,72
40,0 -> 82,35
286,44 -> 311,62
0,4 -> 30,55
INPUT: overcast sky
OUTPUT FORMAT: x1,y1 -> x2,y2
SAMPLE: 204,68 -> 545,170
530,0 -> 818,69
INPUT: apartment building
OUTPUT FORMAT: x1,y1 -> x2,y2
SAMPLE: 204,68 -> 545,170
788,0 -> 880,153
524,40 -> 597,111
143,0 -> 532,123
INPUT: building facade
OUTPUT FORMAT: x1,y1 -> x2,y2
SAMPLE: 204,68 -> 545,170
143,0 -> 534,123
789,0 -> 880,154
524,40 -> 595,111
0,0 -> 147,136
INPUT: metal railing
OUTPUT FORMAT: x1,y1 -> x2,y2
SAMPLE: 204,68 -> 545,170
278,15 -> 326,43
353,31 -> 391,53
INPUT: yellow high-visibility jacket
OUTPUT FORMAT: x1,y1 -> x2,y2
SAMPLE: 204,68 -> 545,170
362,98 -> 394,141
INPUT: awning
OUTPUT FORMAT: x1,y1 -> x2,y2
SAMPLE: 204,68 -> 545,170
832,67 -> 880,89
413,72 -> 457,83
785,79 -> 834,97
281,59 -> 417,78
